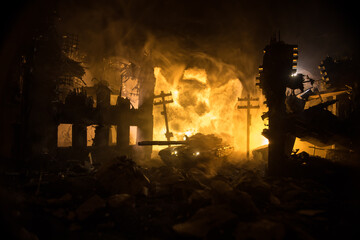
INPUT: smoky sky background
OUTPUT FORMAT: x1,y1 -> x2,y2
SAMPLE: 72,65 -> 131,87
1,0 -> 359,89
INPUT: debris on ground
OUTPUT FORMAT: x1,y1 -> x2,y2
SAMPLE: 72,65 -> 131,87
1,153 -> 359,239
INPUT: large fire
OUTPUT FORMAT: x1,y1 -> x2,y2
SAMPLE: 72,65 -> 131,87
152,67 -> 269,154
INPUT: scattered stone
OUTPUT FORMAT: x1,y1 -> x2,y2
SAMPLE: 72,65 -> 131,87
235,219 -> 285,240
221,191 -> 260,219
18,227 -> 39,240
2,149 -> 355,240
97,221 -> 115,230
69,223 -> 82,231
188,189 -> 212,206
49,208 -> 66,218
96,157 -> 150,196
297,209 -> 325,216
67,211 -> 76,221
210,178 -> 234,194
235,171 -> 271,199
108,193 -> 132,208
46,193 -> 72,206
269,194 -> 281,206
76,194 -> 106,221
148,166 -> 185,184
173,205 -> 238,238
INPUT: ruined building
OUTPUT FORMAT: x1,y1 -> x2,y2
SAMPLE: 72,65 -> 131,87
0,16 -> 155,168
256,37 -> 360,176
55,75 -> 155,164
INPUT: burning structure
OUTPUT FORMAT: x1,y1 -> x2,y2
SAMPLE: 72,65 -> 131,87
0,0 -> 360,239
255,36 -> 360,175
1,16 -> 156,168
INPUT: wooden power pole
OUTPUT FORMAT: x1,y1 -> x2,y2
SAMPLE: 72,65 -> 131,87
238,93 -> 260,159
154,91 -> 174,142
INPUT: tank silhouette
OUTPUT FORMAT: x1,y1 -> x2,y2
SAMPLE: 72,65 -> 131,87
138,133 -> 234,168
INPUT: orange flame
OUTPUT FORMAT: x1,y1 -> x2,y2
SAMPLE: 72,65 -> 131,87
153,67 -> 269,156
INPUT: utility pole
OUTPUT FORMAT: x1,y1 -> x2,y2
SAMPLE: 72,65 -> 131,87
154,91 -> 174,142
238,93 -> 260,159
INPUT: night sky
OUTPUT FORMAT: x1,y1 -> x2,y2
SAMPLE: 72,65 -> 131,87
1,0 -> 359,86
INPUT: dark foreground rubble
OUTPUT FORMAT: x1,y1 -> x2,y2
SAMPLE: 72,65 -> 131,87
1,153 -> 360,240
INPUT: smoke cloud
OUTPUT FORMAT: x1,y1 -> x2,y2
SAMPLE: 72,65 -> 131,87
53,0 -> 359,88
1,0 -> 358,156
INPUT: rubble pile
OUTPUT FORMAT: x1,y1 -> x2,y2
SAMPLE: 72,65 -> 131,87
1,153 -> 359,240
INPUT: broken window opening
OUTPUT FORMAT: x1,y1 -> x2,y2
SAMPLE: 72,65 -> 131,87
129,126 -> 138,145
110,95 -> 118,106
109,125 -> 117,146
87,125 -> 97,146
57,124 -> 72,147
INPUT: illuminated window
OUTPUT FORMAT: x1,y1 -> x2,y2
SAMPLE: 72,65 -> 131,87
57,124 -> 72,147
109,125 -> 117,145
110,95 -> 118,105
87,125 -> 97,146
129,126 -> 138,145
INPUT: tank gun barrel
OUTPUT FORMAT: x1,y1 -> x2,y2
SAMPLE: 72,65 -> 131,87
138,141 -> 187,146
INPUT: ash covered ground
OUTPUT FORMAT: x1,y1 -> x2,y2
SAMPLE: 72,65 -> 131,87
1,148 -> 359,240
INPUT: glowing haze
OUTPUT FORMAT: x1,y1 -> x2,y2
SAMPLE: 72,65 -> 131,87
153,66 -> 269,153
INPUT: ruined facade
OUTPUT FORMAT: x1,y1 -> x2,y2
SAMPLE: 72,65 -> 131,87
1,25 -> 156,166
